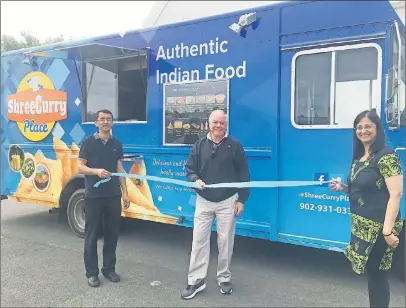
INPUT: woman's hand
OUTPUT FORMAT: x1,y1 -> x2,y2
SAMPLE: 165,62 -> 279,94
329,179 -> 347,192
329,180 -> 341,192
384,233 -> 399,248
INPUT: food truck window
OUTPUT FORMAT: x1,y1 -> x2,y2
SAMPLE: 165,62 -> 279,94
291,43 -> 382,129
83,53 -> 148,123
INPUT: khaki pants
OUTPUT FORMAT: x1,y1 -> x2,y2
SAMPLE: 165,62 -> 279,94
187,193 -> 238,285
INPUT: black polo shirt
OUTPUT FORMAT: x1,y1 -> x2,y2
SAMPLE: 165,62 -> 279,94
79,133 -> 124,199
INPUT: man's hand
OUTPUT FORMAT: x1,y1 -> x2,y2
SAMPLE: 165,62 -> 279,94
235,202 -> 244,216
95,169 -> 111,178
384,233 -> 399,248
196,179 -> 205,190
122,192 -> 130,209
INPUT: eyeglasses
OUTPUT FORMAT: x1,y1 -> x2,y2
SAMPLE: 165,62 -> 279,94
355,124 -> 376,131
98,117 -> 113,123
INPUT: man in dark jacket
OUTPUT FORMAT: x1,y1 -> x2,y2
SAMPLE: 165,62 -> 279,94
181,109 -> 250,299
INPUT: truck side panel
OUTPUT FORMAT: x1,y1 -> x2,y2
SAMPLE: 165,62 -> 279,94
276,2 -> 396,250
1,8 -> 282,240
1,0 -> 404,250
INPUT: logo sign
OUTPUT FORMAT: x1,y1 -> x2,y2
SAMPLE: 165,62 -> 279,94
314,172 -> 329,187
331,174 -> 345,184
7,72 -> 67,142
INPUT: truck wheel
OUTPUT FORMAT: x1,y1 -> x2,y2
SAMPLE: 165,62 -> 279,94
67,189 -> 86,238
393,220 -> 405,283
66,189 -> 105,239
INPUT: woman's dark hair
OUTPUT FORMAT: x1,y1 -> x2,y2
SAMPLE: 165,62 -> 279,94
352,108 -> 386,160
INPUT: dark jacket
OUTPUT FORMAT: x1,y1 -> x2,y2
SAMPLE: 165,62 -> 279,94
185,136 -> 250,203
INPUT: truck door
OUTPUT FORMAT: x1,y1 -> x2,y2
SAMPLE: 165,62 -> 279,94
278,39 -> 385,250
384,20 -> 405,219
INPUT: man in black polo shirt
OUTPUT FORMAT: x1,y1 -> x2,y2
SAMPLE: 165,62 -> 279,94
78,109 -> 130,287
181,109 -> 250,299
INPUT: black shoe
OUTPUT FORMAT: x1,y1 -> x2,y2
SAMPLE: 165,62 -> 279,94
103,271 -> 120,283
88,276 -> 100,287
218,281 -> 232,294
181,280 -> 206,299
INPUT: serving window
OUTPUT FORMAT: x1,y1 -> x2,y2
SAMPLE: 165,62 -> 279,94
82,52 -> 148,123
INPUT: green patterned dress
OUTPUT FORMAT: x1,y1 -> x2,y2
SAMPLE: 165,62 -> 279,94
344,146 -> 403,275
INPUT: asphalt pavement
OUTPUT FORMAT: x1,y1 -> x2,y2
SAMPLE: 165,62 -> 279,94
1,199 -> 405,307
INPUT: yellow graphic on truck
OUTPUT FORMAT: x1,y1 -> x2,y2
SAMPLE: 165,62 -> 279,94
7,72 -> 67,142
10,138 -> 177,224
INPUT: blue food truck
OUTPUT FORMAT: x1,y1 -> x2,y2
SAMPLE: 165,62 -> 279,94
1,0 -> 404,278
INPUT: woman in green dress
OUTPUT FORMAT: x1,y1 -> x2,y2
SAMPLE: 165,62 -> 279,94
329,109 -> 403,308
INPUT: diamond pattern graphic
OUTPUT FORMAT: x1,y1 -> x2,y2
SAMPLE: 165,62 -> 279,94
10,64 -> 28,87
70,122 -> 85,145
10,75 -> 20,89
140,26 -> 159,44
35,57 -> 45,68
1,64 -> 5,93
2,52 -> 84,195
1,149 -> 9,164
6,77 -> 17,94
1,150 -> 9,167
41,58 -> 54,73
2,79 -> 10,95
48,50 -> 69,60
1,135 -> 9,148
46,59 -> 70,90
52,122 -> 65,140
1,126 -> 6,144
6,57 -> 21,75
7,121 -> 24,144
0,80 -> 5,96
1,100 -> 8,123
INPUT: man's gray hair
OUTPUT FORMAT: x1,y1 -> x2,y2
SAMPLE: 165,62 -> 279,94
208,109 -> 228,123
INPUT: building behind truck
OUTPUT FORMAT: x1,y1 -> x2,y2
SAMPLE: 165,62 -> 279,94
143,1 -> 406,26
1,0 -> 405,281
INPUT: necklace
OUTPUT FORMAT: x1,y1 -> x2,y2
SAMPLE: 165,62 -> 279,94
349,153 -> 375,182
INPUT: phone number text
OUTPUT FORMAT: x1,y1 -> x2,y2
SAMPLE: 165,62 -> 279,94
299,203 -> 350,215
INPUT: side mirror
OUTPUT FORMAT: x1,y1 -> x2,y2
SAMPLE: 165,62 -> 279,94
386,101 -> 394,123
385,67 -> 399,125
386,67 -> 397,101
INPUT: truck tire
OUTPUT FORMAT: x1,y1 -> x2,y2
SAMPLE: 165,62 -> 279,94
66,189 -> 105,239
393,220 -> 405,283
67,189 -> 86,238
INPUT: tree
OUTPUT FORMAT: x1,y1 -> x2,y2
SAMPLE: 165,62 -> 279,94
1,31 -> 67,53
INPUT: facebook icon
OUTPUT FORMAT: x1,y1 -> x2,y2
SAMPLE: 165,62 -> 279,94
314,173 -> 329,187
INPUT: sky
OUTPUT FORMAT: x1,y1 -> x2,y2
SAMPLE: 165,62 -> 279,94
1,1 -> 404,42
1,1 -> 156,41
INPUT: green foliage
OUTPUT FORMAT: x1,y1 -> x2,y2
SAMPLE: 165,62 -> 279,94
1,31 -> 67,53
